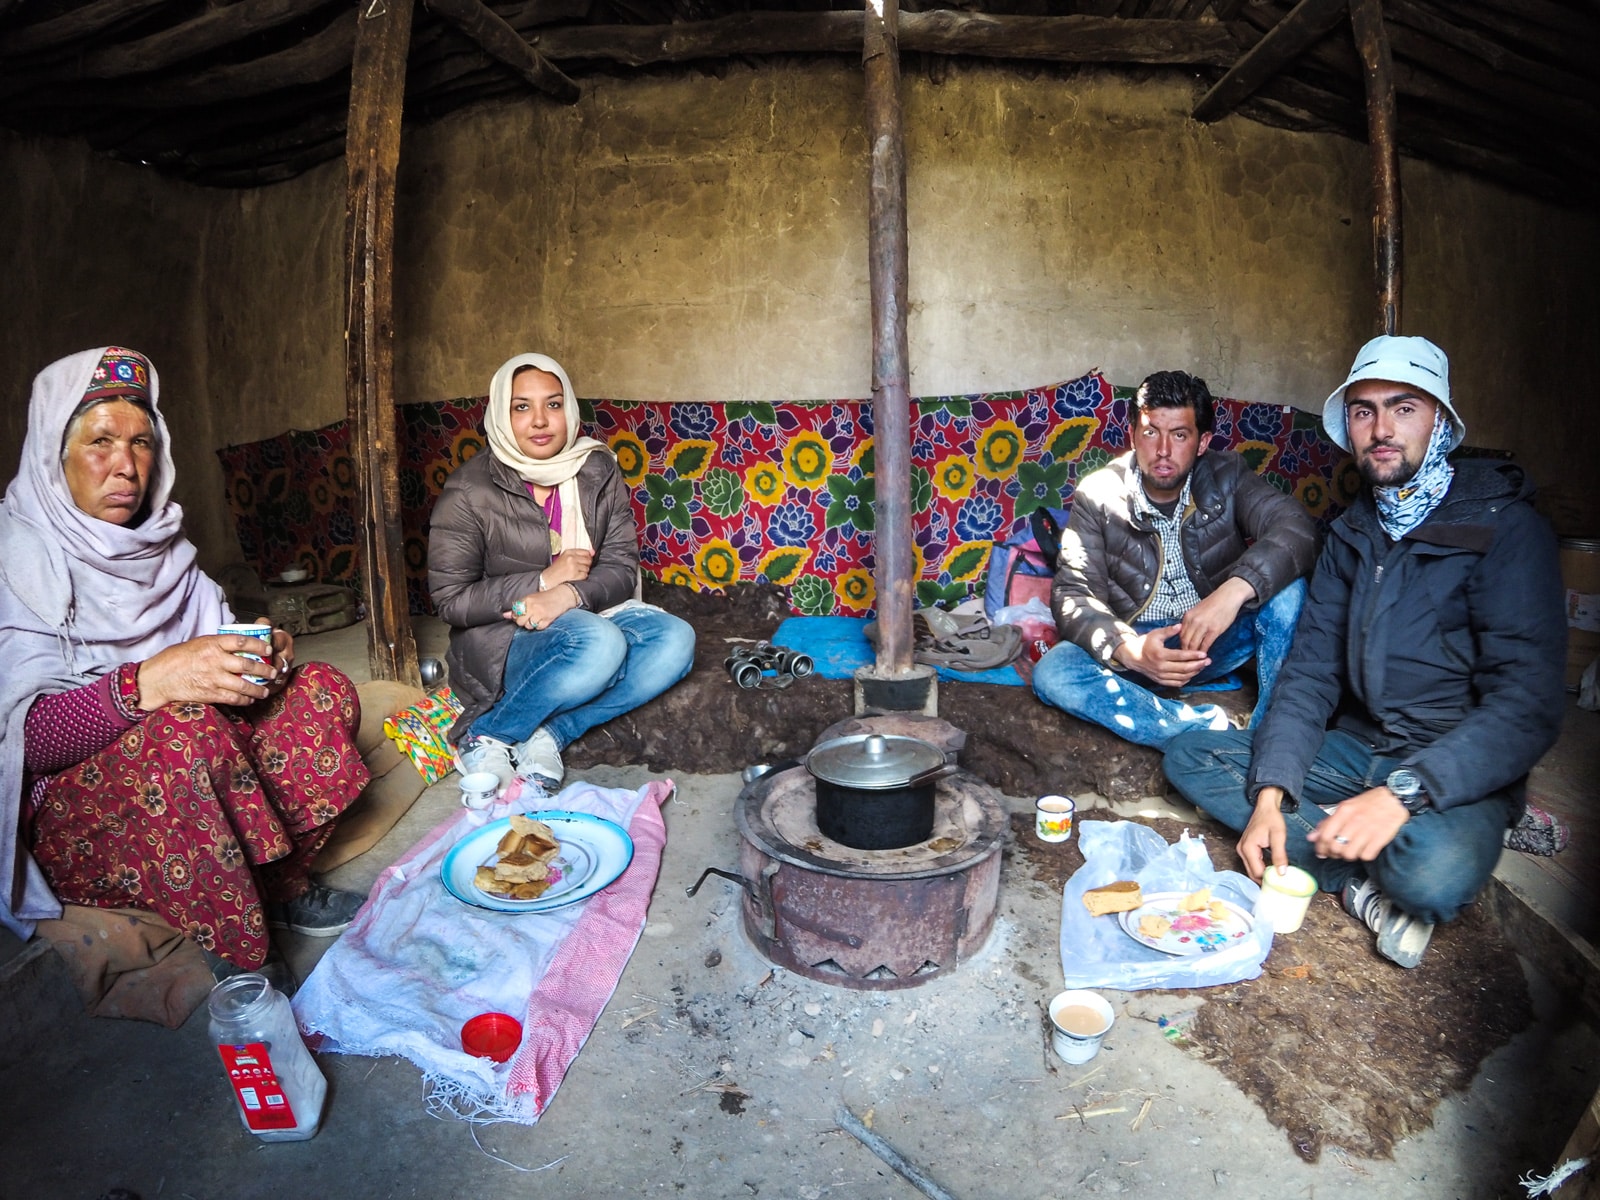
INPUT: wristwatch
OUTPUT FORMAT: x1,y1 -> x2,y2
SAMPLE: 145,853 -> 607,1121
1385,767 -> 1430,813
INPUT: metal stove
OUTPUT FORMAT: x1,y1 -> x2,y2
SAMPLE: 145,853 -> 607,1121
723,718 -> 1005,990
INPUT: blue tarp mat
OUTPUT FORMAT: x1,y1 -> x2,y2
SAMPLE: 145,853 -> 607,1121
771,616 -> 1027,687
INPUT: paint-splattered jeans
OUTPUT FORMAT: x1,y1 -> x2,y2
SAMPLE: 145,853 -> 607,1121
1162,727 -> 1513,925
1031,579 -> 1305,749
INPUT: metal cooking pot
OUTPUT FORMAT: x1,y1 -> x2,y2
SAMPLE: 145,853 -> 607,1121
805,733 -> 952,850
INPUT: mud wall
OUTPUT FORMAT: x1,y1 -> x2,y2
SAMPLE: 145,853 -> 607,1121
2,61 -> 1596,571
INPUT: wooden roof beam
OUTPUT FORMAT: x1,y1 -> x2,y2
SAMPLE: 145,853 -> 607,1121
0,0 -> 173,59
1192,0 -> 1348,123
57,0 -> 344,80
532,11 -> 1239,68
425,0 -> 580,103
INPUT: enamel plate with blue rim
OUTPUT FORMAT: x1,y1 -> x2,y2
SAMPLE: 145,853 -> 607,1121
441,810 -> 634,914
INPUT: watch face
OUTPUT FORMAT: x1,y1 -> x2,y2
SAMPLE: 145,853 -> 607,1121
1387,768 -> 1422,799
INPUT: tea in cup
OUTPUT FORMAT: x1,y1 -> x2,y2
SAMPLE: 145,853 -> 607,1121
1048,990 -> 1115,1064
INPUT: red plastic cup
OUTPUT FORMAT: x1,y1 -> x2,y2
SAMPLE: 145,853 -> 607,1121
461,1012 -> 523,1063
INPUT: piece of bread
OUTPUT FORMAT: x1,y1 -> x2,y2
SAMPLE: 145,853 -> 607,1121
1082,880 -> 1143,916
508,815 -> 560,859
477,817 -> 563,898
493,851 -> 551,884
1208,900 -> 1229,921
1138,914 -> 1172,940
1178,887 -> 1212,913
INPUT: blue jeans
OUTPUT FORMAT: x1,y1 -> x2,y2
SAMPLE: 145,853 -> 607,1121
1163,727 -> 1513,925
469,606 -> 696,750
1031,579 -> 1306,749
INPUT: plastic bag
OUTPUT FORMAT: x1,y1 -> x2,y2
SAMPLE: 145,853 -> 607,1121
1059,820 -> 1271,991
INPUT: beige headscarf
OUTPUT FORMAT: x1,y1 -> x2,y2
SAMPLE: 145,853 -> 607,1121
485,353 -> 609,553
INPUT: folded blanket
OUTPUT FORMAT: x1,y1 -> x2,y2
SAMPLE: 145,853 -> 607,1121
293,777 -> 671,1124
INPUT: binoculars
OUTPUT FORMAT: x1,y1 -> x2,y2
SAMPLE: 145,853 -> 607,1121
724,642 -> 815,689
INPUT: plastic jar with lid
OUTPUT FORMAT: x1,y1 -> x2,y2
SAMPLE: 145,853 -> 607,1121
207,973 -> 327,1141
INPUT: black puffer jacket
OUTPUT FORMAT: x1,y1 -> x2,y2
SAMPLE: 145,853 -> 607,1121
1247,458 -> 1566,814
428,450 -> 639,740
1051,450 -> 1320,663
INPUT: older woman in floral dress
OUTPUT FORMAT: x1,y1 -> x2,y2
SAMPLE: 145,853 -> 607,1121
0,347 -> 369,987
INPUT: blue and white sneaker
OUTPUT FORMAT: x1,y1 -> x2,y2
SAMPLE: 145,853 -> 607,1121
1342,876 -> 1434,969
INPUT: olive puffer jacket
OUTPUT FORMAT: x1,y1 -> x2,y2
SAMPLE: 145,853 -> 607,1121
427,449 -> 639,740
1051,449 -> 1321,664
1247,458 -> 1566,814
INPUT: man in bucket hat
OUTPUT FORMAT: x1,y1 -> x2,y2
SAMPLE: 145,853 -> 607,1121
1163,335 -> 1566,968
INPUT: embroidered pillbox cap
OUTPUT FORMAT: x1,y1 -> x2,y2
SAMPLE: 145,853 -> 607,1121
1322,334 -> 1465,453
81,347 -> 153,406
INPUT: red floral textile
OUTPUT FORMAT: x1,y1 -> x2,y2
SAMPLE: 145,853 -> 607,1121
27,663 -> 368,969
217,373 -> 1355,617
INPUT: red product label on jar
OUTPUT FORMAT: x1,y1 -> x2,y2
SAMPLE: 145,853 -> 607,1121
219,1042 -> 298,1131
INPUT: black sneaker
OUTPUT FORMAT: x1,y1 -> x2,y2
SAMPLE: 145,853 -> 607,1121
266,882 -> 366,937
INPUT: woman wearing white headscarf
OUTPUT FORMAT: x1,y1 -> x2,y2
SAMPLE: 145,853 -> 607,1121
0,347 -> 368,985
428,352 -> 695,792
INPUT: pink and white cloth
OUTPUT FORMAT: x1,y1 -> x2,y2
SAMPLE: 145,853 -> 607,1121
293,778 -> 671,1123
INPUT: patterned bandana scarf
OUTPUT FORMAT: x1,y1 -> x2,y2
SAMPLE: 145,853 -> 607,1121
1373,409 -> 1455,540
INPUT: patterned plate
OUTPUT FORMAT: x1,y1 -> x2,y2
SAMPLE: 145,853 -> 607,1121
1119,890 -> 1255,956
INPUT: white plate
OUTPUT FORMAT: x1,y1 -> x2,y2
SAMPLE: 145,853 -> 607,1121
441,811 -> 634,914
1118,890 -> 1255,956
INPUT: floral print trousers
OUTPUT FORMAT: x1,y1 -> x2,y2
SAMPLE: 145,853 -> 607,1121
28,663 -> 369,969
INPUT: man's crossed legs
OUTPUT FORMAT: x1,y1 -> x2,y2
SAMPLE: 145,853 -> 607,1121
1032,579 -> 1305,749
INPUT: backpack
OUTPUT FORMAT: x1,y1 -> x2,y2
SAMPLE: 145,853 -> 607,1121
983,506 -> 1070,621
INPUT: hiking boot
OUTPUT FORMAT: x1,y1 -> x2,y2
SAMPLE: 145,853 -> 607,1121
266,882 -> 366,937
514,726 -> 565,790
1342,876 -> 1434,969
456,734 -> 516,796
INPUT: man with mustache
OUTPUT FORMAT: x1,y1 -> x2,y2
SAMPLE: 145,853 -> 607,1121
1163,336 -> 1566,968
1034,370 -> 1318,747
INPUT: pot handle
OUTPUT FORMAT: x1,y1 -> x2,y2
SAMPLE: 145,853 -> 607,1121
685,863 -> 780,940
905,760 -> 960,789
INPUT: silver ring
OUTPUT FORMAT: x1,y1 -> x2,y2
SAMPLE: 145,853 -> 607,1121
1334,835 -> 1350,845
512,600 -> 527,617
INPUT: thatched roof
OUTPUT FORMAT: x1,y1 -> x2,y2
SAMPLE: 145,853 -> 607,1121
2,0 -> 1595,199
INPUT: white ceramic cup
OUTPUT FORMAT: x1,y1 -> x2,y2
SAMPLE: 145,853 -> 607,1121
1048,989 -> 1114,1065
459,770 -> 501,809
218,622 -> 273,685
1254,864 -> 1318,934
1035,795 -> 1076,843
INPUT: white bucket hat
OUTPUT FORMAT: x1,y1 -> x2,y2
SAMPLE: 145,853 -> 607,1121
1322,334 -> 1465,453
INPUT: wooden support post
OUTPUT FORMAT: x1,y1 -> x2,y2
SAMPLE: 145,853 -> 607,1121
1350,0 -> 1402,335
345,0 -> 422,687
1192,0 -> 1348,123
864,0 -> 915,679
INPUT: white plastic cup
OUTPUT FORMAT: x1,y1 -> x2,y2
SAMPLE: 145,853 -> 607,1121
1254,865 -> 1318,934
459,771 -> 500,809
1048,989 -> 1115,1065
219,622 -> 273,685
1035,795 -> 1076,843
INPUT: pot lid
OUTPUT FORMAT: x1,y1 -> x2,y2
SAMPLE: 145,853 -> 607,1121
806,733 -> 945,789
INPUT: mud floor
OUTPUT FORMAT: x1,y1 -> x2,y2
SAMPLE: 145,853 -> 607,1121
1012,809 -> 1534,1164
